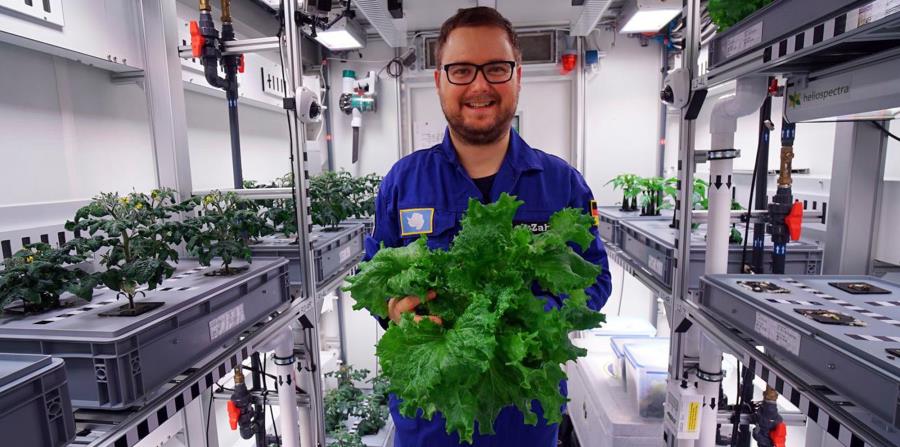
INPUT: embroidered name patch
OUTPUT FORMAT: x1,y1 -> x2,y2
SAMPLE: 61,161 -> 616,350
400,208 -> 434,236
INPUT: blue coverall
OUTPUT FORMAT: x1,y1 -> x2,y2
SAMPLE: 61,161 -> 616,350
364,128 -> 613,447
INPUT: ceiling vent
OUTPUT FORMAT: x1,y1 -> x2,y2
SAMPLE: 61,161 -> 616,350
423,30 -> 558,70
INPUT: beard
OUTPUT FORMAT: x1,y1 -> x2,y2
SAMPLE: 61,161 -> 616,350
441,92 -> 517,146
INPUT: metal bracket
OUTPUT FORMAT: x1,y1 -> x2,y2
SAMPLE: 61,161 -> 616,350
696,368 -> 725,382
707,149 -> 741,160
273,354 -> 296,366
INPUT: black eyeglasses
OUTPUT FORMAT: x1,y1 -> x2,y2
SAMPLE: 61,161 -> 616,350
441,61 -> 517,85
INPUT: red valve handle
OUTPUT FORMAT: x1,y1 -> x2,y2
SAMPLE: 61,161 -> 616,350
770,422 -> 787,447
786,201 -> 803,241
226,400 -> 240,430
238,54 -> 245,73
190,21 -> 204,58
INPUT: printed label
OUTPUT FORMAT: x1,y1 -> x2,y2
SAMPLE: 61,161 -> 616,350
722,21 -> 763,59
339,246 -> 353,263
687,401 -> 700,432
648,255 -> 666,276
754,312 -> 802,356
209,304 -> 246,341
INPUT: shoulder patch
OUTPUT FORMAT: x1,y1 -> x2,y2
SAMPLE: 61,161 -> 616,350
590,200 -> 600,227
399,208 -> 434,236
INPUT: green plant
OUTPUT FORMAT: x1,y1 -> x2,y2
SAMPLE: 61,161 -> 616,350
638,176 -> 670,216
693,178 -> 710,210
605,174 -> 642,212
369,375 -> 390,408
329,428 -> 364,447
182,191 -> 273,275
708,0 -> 773,31
344,194 -> 605,443
324,366 -> 388,437
0,239 -> 101,313
65,189 -> 187,312
350,173 -> 382,219
310,171 -> 358,230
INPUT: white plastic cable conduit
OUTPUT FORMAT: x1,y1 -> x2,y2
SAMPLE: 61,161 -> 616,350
698,77 -> 769,447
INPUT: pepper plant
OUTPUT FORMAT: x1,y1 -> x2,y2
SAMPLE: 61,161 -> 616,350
605,174 -> 642,212
0,239 -> 101,313
324,365 -> 388,438
65,189 -> 188,314
638,176 -> 671,216
182,190 -> 273,275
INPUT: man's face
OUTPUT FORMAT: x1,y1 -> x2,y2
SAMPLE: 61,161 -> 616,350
434,26 -> 522,146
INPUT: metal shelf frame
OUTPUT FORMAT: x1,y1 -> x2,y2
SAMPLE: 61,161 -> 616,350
702,0 -> 900,88
664,1 -> 900,446
67,264 -> 357,447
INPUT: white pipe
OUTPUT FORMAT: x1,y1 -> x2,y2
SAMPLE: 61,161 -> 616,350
263,324 -> 303,447
709,77 -> 769,151
697,77 -> 769,447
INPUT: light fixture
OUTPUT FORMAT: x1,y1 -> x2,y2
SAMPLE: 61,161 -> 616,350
619,0 -> 681,34
315,16 -> 367,50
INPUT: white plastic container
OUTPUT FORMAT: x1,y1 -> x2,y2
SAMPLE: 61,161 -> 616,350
611,336 -> 667,386
580,316 -> 656,354
624,339 -> 670,418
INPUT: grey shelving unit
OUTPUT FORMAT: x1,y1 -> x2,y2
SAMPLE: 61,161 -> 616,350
619,219 -> 823,291
0,258 -> 290,410
699,274 -> 900,445
597,206 -> 673,247
250,223 -> 366,294
704,0 -> 900,87
0,353 -> 75,447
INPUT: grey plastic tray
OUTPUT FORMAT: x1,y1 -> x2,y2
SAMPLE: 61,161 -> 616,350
345,217 -> 375,236
701,274 -> 900,429
0,354 -> 75,447
597,207 -> 673,247
0,258 -> 290,409
620,220 -> 823,291
250,223 -> 365,288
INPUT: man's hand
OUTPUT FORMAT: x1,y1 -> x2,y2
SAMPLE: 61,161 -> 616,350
388,290 -> 442,325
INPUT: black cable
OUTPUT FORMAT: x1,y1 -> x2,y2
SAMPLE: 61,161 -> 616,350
262,356 -> 279,441
729,361 -> 742,446
740,127 -> 762,272
871,120 -> 900,142
206,387 -> 214,447
278,24 -> 301,236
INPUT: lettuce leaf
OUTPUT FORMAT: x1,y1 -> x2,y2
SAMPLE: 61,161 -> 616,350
344,193 -> 605,443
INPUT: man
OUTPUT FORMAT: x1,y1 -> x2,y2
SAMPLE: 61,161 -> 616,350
363,7 -> 612,446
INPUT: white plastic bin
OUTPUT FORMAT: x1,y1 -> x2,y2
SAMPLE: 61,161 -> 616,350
611,337 -> 668,386
580,316 -> 656,354
624,339 -> 670,418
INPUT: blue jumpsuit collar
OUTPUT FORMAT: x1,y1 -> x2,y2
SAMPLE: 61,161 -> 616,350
439,127 -> 544,174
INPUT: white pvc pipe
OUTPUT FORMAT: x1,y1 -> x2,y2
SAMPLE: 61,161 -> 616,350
264,324 -> 303,447
696,77 -> 769,447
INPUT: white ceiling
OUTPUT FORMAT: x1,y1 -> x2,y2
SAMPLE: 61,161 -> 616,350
393,0 -> 624,32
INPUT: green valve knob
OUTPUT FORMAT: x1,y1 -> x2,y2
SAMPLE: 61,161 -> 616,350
342,69 -> 356,78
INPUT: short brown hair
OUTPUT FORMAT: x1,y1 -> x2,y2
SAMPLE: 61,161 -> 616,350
435,7 -> 521,67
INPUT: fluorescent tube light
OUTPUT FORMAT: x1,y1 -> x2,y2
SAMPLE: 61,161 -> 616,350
315,16 -> 367,50
619,0 -> 681,34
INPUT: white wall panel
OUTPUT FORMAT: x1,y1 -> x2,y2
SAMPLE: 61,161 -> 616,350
0,41 -> 156,209
0,0 -> 143,71
184,90 -> 294,190
328,40 -> 402,176
583,30 -> 663,205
